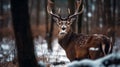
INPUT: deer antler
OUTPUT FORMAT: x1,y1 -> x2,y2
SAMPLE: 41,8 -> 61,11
68,8 -> 71,14
47,0 -> 60,18
69,0 -> 84,19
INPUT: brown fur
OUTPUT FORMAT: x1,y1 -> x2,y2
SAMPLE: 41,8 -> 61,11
58,30 -> 113,61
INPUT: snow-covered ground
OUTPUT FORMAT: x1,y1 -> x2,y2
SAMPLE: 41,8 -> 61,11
34,36 -> 70,66
0,38 -> 16,63
34,36 -> 120,67
0,36 -> 120,67
0,36 -> 70,66
67,53 -> 120,67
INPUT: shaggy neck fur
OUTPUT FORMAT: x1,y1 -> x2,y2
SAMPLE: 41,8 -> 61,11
58,29 -> 76,50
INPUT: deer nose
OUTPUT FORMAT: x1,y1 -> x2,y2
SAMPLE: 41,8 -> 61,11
62,27 -> 66,30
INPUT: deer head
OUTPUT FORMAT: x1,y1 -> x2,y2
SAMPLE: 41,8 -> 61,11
47,0 -> 84,37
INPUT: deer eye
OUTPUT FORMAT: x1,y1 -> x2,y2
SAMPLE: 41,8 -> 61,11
67,21 -> 71,25
57,22 -> 62,25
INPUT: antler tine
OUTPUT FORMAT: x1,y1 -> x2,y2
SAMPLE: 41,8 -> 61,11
75,0 -> 82,14
47,0 -> 60,18
57,8 -> 61,15
47,0 -> 53,14
68,8 -> 71,14
69,0 -> 84,19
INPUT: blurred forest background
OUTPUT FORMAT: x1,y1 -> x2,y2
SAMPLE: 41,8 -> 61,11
0,0 -> 120,67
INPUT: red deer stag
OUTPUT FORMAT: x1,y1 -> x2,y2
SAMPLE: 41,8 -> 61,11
47,0 -> 113,61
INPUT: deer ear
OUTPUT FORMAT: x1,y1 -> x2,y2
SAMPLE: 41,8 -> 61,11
52,16 -> 59,22
53,17 -> 60,26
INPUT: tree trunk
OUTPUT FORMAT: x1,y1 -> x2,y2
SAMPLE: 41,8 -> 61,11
0,0 -> 4,41
77,0 -> 84,33
10,0 -> 39,67
36,0 -> 40,26
104,0 -> 115,43
46,0 -> 55,52
45,0 -> 49,41
0,0 -> 3,28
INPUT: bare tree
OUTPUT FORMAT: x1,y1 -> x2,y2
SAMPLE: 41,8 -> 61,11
0,0 -> 4,41
0,0 -> 4,28
77,0 -> 84,33
36,0 -> 40,26
46,0 -> 55,51
10,0 -> 39,67
103,0 -> 115,43
45,0 -> 49,41
83,0 -> 89,34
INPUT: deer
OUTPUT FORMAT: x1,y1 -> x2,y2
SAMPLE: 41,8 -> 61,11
47,0 -> 113,61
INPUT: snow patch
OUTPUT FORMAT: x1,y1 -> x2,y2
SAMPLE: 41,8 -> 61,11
89,47 -> 99,51
67,53 -> 120,67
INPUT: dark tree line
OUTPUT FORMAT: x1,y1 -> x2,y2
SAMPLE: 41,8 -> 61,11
82,0 -> 120,44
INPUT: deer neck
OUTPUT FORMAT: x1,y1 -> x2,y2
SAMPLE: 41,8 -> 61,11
58,29 -> 74,50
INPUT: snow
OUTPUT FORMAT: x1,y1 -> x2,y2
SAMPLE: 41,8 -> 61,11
67,59 -> 95,67
0,38 -> 16,62
89,47 -> 99,51
67,53 -> 120,67
34,36 -> 70,67
0,36 -> 120,67
34,36 -> 70,64
38,61 -> 46,67
1,44 -> 10,50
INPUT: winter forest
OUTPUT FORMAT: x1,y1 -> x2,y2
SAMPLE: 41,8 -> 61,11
0,0 -> 120,67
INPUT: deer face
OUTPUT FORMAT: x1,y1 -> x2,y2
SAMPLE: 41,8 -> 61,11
53,16 -> 75,36
47,0 -> 84,36
57,20 -> 70,35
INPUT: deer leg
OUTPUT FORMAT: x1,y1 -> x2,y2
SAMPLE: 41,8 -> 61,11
108,38 -> 113,54
101,43 -> 106,56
